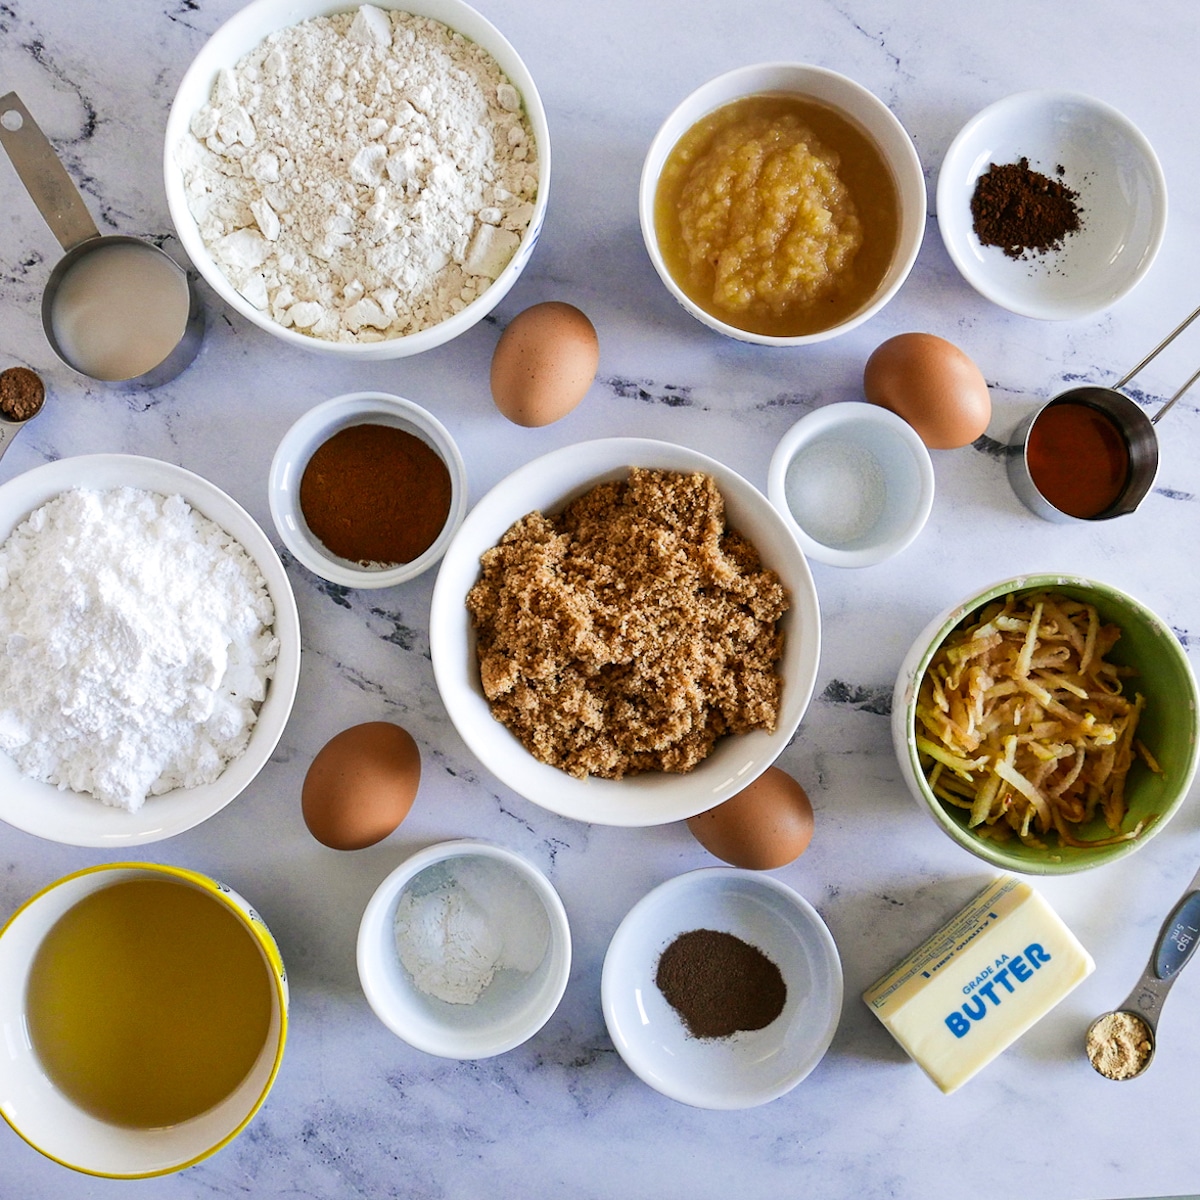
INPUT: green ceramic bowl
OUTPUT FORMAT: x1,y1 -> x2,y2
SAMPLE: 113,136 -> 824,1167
892,575 -> 1199,874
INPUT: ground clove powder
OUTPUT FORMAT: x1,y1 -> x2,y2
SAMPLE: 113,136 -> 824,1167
655,928 -> 787,1039
0,366 -> 45,421
970,157 -> 1082,259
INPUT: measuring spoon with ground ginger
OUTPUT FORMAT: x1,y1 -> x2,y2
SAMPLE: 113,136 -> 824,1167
1086,861 -> 1200,1079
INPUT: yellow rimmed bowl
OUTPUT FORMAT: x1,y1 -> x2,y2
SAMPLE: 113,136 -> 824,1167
0,862 -> 288,1178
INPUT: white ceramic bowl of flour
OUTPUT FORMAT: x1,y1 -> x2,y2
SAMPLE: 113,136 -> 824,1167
357,840 -> 571,1059
164,0 -> 550,360
0,455 -> 301,847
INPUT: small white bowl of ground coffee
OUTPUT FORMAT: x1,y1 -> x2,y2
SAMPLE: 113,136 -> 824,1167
601,868 -> 843,1109
269,391 -> 467,588
937,91 -> 1166,320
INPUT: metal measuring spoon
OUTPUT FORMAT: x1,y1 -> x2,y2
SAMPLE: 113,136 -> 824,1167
0,366 -> 46,464
1009,300 -> 1200,522
0,91 -> 203,387
1085,861 -> 1200,1079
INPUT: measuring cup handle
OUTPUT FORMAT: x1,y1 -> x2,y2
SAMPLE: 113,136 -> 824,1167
0,92 -> 99,252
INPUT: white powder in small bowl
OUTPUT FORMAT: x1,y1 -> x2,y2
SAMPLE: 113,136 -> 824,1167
0,486 -> 279,811
393,857 -> 550,1005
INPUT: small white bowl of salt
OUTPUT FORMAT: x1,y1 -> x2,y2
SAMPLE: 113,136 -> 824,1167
357,840 -> 571,1059
767,401 -> 934,568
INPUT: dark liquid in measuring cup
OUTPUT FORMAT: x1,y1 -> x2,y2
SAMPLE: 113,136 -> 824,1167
1025,401 -> 1131,519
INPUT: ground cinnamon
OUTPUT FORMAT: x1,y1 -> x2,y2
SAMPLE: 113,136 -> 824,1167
299,423 -> 452,567
970,157 -> 1082,259
655,928 -> 787,1039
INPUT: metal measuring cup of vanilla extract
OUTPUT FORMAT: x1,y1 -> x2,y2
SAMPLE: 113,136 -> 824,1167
1008,301 -> 1200,521
0,92 -> 204,388
1085,861 -> 1200,1080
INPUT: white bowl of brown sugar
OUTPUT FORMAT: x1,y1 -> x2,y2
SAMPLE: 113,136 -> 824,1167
936,91 -> 1167,320
429,438 -> 822,827
268,392 -> 467,587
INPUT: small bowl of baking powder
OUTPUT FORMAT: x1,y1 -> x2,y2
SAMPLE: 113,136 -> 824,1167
164,0 -> 549,359
357,839 -> 572,1059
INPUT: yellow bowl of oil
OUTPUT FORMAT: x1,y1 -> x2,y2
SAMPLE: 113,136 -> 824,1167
0,863 -> 288,1178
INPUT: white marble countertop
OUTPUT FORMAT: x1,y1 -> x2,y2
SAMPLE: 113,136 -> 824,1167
2,0 -> 1199,1197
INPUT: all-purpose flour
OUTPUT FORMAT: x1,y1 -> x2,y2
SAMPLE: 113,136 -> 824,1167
0,487 -> 279,811
177,4 -> 538,343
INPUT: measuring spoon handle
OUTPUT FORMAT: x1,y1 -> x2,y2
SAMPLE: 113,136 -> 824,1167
0,92 -> 99,252
1119,864 -> 1200,1029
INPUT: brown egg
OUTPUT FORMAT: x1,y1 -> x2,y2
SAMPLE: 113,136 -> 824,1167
863,332 -> 991,449
302,722 -> 420,850
490,301 -> 599,427
686,766 -> 815,870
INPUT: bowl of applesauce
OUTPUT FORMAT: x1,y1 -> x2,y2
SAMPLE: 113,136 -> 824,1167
640,63 -> 925,345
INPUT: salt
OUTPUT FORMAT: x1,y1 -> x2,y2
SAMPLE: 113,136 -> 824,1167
784,438 -> 887,547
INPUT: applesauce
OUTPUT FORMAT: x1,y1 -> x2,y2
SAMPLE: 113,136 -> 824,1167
654,94 -> 899,337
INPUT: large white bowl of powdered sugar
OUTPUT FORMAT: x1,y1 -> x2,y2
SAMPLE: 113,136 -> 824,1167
164,0 -> 550,359
0,455 -> 301,846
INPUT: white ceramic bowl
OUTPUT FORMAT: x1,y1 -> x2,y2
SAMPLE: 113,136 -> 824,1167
892,574 -> 1200,874
268,391 -> 468,587
0,454 -> 300,847
357,840 -> 571,1059
937,91 -> 1167,320
640,62 -> 926,346
601,868 -> 842,1109
164,0 -> 549,359
0,863 -> 288,1178
429,437 -> 822,827
767,401 -> 934,567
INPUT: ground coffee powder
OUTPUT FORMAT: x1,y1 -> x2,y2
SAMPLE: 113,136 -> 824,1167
970,157 -> 1082,259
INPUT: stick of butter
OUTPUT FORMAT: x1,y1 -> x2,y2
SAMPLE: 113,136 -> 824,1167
862,875 -> 1094,1093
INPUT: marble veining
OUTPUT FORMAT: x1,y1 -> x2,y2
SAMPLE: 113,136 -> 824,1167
2,0 -> 1200,1197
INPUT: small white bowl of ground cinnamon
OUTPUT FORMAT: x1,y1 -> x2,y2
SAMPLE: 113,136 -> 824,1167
268,391 -> 467,588
936,91 -> 1166,320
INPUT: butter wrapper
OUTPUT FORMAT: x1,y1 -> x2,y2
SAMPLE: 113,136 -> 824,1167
862,875 -> 1094,1093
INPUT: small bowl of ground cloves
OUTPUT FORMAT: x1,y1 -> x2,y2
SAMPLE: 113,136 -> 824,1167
601,868 -> 843,1109
268,391 -> 468,588
936,90 -> 1166,320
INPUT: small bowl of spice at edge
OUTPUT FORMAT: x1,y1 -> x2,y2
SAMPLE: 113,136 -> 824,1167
0,366 -> 46,463
268,391 -> 467,588
601,867 -> 843,1109
767,401 -> 935,568
356,839 -> 571,1060
936,90 -> 1166,320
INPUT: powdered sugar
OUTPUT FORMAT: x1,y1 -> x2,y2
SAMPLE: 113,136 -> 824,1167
0,488 -> 279,811
177,5 -> 538,343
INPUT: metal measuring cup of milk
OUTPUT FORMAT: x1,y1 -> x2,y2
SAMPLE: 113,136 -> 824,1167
1008,301 -> 1200,522
0,91 -> 204,388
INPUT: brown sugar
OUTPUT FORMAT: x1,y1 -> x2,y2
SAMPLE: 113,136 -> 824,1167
465,468 -> 789,779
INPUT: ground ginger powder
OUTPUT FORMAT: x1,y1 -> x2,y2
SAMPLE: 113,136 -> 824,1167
465,468 -> 788,779
1086,1011 -> 1152,1080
